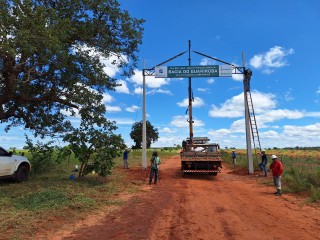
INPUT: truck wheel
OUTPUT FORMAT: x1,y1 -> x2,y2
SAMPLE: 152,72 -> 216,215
14,165 -> 29,183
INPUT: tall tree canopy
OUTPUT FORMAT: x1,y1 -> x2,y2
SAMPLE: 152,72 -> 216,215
130,121 -> 159,149
0,0 -> 144,137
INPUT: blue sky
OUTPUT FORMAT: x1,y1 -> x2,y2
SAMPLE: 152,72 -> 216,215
1,0 -> 320,150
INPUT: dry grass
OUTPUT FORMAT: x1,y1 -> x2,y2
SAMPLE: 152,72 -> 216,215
0,150 -> 177,240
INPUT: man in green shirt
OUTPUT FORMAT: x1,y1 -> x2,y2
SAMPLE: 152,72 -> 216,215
149,151 -> 161,185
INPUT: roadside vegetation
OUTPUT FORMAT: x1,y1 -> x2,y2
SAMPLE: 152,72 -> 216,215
1,146 -> 320,239
222,149 -> 320,203
0,148 -> 177,240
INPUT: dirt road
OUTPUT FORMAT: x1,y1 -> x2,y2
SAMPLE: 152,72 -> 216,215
54,155 -> 320,240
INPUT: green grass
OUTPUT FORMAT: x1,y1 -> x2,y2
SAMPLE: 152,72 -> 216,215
2,148 -> 320,239
0,150 -> 177,240
222,149 -> 320,203
14,190 -> 69,211
221,150 -> 259,168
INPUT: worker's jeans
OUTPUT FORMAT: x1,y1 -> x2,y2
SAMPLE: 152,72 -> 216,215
149,168 -> 159,184
259,162 -> 267,176
273,175 -> 282,190
123,159 -> 128,169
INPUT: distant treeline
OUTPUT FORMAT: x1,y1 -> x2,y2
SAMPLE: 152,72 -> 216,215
225,146 -> 320,151
280,146 -> 320,150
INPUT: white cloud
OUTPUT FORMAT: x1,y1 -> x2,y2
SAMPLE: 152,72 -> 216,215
134,87 -> 143,95
115,79 -> 130,94
283,123 -> 320,137
205,90 -> 320,148
205,123 -> 320,149
305,112 -> 320,117
208,128 -> 231,138
177,97 -> 205,108
317,87 -> 320,95
102,93 -> 114,103
109,118 -> 135,125
200,58 -> 216,66
284,88 -> 294,101
259,130 -> 280,139
232,73 -> 243,81
133,86 -> 172,95
101,55 -> 124,77
207,78 -> 215,84
207,128 -> 243,147
105,105 -> 121,113
197,88 -> 210,93
249,109 -> 304,130
130,69 -> 170,88
161,127 -> 176,133
230,119 -> 246,133
75,44 -> 125,77
170,115 -> 204,128
148,89 -> 173,95
229,109 -> 305,132
152,135 -> 185,148
126,105 -> 140,113
209,91 -> 276,118
249,46 -> 294,74
207,101 -> 320,148
263,109 -> 304,121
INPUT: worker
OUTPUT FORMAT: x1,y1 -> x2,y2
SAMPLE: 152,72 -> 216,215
149,151 -> 161,185
123,149 -> 130,169
269,155 -> 284,196
231,150 -> 237,166
259,150 -> 268,177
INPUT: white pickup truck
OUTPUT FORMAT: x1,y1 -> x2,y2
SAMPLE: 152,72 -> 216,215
0,147 -> 31,182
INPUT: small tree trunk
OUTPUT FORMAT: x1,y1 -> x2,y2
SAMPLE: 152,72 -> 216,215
79,162 -> 86,178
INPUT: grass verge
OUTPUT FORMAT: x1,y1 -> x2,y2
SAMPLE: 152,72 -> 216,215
222,149 -> 320,204
0,150 -> 177,240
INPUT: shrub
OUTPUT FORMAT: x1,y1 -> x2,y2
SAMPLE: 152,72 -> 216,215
25,135 -> 56,173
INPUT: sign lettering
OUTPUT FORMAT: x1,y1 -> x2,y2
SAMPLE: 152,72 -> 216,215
155,65 -> 232,78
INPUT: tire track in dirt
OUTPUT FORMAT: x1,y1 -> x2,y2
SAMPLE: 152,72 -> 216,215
51,155 -> 320,240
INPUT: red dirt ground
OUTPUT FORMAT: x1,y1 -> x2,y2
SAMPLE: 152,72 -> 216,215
48,155 -> 320,240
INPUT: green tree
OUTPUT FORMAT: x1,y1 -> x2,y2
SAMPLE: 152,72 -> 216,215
0,0 -> 144,137
63,116 -> 126,177
56,145 -> 73,165
130,121 -> 159,149
25,135 -> 56,173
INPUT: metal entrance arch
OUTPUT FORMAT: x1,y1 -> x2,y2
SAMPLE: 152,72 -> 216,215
141,41 -> 257,174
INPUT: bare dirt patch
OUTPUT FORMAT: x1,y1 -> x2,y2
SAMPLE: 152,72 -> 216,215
47,155 -> 320,240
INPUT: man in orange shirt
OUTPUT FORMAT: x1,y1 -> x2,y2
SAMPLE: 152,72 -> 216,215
269,155 -> 284,196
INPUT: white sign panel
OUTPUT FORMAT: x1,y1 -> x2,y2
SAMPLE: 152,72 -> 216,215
219,65 -> 232,77
154,66 -> 168,78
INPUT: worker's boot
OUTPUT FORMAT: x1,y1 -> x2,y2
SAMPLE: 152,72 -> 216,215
275,189 -> 282,196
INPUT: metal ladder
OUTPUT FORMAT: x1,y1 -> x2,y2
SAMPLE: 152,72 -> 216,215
246,90 -> 262,156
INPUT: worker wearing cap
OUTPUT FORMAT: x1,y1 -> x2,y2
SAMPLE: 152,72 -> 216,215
269,155 -> 284,196
149,151 -> 161,185
231,150 -> 237,166
259,150 -> 268,177
123,149 -> 130,169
